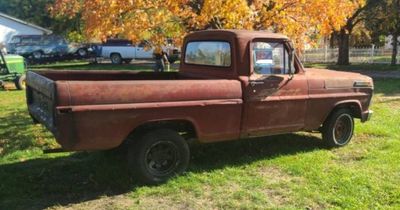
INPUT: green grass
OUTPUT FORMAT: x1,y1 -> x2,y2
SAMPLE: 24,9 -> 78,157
305,63 -> 400,71
1,77 -> 400,209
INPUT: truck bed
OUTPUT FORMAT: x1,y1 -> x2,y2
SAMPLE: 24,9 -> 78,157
26,70 -> 243,150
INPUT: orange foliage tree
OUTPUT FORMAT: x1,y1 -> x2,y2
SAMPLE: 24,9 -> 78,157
49,0 -> 365,49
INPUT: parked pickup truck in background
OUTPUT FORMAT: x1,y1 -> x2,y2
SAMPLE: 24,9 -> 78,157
26,30 -> 373,184
99,39 -> 180,64
7,35 -> 92,63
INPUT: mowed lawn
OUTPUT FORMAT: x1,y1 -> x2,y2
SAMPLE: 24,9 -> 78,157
0,71 -> 400,209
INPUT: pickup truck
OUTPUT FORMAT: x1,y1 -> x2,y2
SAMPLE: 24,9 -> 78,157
99,39 -> 180,64
26,30 -> 373,184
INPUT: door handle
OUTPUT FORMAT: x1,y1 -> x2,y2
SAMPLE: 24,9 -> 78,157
250,80 -> 264,87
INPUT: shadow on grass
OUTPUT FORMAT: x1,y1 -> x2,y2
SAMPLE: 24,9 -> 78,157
373,79 -> 400,96
0,109 -> 55,155
0,131 -> 325,209
305,63 -> 400,71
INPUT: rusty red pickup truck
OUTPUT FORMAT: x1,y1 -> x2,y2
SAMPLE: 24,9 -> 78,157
26,30 -> 373,184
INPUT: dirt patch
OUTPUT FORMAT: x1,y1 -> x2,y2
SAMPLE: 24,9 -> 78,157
47,195 -> 134,210
253,166 -> 302,206
46,167 -> 301,210
375,96 -> 400,108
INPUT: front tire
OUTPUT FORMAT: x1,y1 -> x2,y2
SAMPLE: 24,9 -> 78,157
127,129 -> 190,185
77,48 -> 88,57
322,108 -> 354,147
32,51 -> 43,60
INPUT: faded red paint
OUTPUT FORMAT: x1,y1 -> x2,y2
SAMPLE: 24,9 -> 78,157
26,30 -> 373,151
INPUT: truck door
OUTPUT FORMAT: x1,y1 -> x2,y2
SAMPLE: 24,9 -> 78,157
242,41 -> 308,137
135,42 -> 153,59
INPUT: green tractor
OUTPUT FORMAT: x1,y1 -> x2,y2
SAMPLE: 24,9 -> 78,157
0,51 -> 27,90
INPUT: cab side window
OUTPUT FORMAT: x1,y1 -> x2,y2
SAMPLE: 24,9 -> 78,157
253,42 -> 291,75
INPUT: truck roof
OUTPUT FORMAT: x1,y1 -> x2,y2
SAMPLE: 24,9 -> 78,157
185,29 -> 289,41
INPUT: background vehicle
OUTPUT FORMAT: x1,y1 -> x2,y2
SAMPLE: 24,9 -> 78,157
26,30 -> 373,184
0,51 -> 26,90
6,35 -> 91,63
99,39 -> 180,64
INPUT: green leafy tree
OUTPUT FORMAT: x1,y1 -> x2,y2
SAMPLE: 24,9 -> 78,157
365,0 -> 400,65
384,0 -> 400,65
336,0 -> 380,65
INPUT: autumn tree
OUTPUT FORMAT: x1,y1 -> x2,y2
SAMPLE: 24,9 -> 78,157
49,0 -> 364,50
250,0 -> 364,50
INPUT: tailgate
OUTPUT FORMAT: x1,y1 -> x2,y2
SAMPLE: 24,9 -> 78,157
26,71 -> 57,132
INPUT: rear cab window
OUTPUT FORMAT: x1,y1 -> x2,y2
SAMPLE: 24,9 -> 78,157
184,41 -> 231,67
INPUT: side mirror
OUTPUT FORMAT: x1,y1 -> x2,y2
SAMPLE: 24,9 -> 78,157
289,52 -> 293,75
285,41 -> 295,76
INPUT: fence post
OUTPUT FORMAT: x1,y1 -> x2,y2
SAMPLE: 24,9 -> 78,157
370,44 -> 375,64
324,45 -> 328,63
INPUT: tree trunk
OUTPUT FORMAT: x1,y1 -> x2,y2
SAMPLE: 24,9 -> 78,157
391,33 -> 398,66
329,33 -> 335,48
337,28 -> 350,65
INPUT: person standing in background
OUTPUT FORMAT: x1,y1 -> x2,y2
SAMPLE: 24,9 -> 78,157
153,47 -> 169,72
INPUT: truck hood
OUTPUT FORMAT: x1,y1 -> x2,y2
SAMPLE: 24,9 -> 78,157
304,68 -> 373,89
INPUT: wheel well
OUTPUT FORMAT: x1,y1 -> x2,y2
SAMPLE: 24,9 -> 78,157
110,52 -> 121,57
331,102 -> 362,119
124,120 -> 197,145
32,50 -> 44,55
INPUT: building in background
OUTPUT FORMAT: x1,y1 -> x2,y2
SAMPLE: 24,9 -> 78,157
0,12 -> 52,44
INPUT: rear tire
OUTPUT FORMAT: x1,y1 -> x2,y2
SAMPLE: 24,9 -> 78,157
110,53 -> 122,64
322,108 -> 354,147
15,74 -> 26,90
127,129 -> 190,185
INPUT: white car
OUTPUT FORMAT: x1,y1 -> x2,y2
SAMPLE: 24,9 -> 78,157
99,39 -> 179,64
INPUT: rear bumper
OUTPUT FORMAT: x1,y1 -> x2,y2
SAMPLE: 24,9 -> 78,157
361,110 -> 373,122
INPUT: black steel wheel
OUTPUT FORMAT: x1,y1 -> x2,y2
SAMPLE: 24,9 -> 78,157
127,129 -> 190,185
145,141 -> 179,176
322,108 -> 354,147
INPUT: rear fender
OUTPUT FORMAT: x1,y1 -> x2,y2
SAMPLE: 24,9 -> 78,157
123,118 -> 199,145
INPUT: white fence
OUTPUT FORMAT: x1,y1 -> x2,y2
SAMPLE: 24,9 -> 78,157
302,46 -> 400,64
